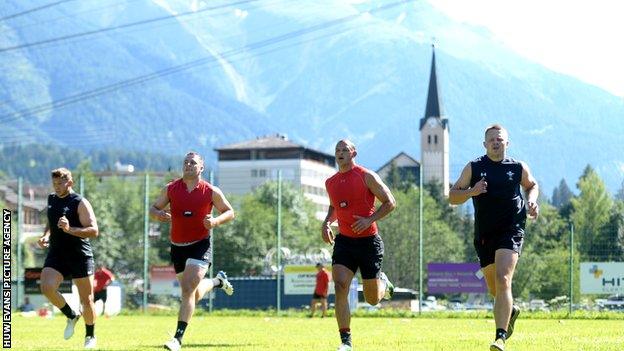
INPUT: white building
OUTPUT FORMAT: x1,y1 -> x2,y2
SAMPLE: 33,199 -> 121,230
215,134 -> 336,219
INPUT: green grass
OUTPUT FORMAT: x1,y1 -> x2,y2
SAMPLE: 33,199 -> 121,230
11,314 -> 624,350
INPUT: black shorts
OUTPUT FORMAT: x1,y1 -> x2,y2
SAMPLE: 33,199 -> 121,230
170,238 -> 212,274
474,232 -> 524,268
332,234 -> 384,279
44,252 -> 94,279
94,289 -> 107,303
312,292 -> 327,299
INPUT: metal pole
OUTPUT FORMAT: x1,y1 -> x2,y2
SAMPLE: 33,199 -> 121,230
569,223 -> 574,315
143,173 -> 149,312
79,175 -> 84,196
209,170 -> 214,313
418,166 -> 423,315
277,170 -> 282,314
17,177 -> 23,308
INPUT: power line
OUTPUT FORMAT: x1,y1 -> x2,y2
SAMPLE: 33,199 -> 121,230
0,0 -> 414,124
0,0 -> 262,53
0,0 -> 75,22
3,0 -> 294,56
2,0 -> 143,33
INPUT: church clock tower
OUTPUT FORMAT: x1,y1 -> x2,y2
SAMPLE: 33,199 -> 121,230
419,45 -> 449,196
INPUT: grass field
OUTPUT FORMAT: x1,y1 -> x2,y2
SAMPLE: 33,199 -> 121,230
11,314 -> 624,350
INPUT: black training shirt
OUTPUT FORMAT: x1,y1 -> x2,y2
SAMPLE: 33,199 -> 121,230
47,192 -> 93,258
469,155 -> 527,239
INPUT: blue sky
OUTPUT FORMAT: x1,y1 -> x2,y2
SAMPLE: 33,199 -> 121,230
428,0 -> 624,97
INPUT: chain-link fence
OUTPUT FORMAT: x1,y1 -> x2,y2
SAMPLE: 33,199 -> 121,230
2,170 -> 623,315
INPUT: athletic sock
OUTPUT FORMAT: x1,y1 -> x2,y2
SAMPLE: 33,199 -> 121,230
174,321 -> 188,344
496,328 -> 507,341
60,303 -> 77,319
339,328 -> 352,346
85,324 -> 94,338
212,277 -> 222,288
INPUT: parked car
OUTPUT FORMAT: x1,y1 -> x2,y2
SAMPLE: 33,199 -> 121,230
602,294 -> 624,311
529,299 -> 549,311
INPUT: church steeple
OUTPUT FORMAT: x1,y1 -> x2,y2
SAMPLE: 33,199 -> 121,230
419,44 -> 446,130
419,43 -> 450,196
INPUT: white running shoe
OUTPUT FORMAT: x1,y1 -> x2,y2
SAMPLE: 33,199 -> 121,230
64,315 -> 81,340
164,337 -> 181,351
379,272 -> 394,300
84,336 -> 97,349
337,343 -> 353,351
217,271 -> 234,296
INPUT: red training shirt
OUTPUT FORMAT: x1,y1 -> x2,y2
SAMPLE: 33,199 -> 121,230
167,178 -> 214,243
325,165 -> 377,237
94,267 -> 114,293
315,269 -> 330,296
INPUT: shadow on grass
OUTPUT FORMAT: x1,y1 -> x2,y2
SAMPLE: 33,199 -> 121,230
149,343 -> 260,349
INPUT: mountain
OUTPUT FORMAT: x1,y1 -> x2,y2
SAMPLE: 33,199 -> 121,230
1,0 -> 622,194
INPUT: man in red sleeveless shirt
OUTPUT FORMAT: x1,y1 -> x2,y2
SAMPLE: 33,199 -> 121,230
322,140 -> 396,351
93,265 -> 115,316
309,262 -> 330,318
150,152 -> 235,351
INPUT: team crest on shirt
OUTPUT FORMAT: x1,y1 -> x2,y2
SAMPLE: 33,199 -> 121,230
480,172 -> 487,177
339,201 -> 348,208
506,171 -> 514,181
63,207 -> 70,214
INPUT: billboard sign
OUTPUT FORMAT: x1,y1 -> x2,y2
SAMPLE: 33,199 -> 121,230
283,265 -> 334,295
580,262 -> 624,294
24,268 -> 72,294
427,263 -> 487,293
150,265 -> 178,296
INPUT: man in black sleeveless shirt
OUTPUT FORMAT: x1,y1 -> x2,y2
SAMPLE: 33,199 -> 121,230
450,125 -> 539,351
37,168 -> 99,349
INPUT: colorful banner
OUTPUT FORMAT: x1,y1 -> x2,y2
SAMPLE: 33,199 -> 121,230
24,268 -> 72,294
580,262 -> 624,294
427,263 -> 487,293
283,265 -> 334,295
150,265 -> 178,296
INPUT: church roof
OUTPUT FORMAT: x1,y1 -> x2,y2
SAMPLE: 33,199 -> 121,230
419,45 -> 448,131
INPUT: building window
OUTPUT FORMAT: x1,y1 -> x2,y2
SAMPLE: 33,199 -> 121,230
428,135 -> 431,144
259,169 -> 267,177
434,135 -> 438,144
251,169 -> 258,177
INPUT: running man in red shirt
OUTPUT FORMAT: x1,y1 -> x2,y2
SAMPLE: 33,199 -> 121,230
150,152 -> 235,351
322,139 -> 396,351
309,262 -> 331,318
93,265 -> 115,316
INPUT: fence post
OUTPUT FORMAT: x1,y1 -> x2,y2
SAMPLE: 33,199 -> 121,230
142,173 -> 149,312
79,175 -> 84,196
276,170 -> 282,314
418,166 -> 423,314
569,223 -> 574,316
209,170 -> 214,313
17,177 -> 23,308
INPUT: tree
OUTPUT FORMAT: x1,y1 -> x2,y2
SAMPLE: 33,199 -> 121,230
570,165 -> 613,260
514,203 -> 573,300
378,186 -> 465,291
73,162 -> 168,280
212,181 -> 321,276
616,180 -> 624,201
551,178 -> 574,209
383,162 -> 418,192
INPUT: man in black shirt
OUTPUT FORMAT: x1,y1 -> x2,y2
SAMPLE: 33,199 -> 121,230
38,168 -> 99,349
450,125 -> 539,351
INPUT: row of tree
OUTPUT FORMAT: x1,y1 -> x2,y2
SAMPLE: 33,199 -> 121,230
16,162 -> 624,304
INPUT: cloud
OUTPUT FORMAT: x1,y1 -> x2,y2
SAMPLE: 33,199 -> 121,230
395,11 -> 407,24
527,125 -> 553,135
234,8 -> 248,19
